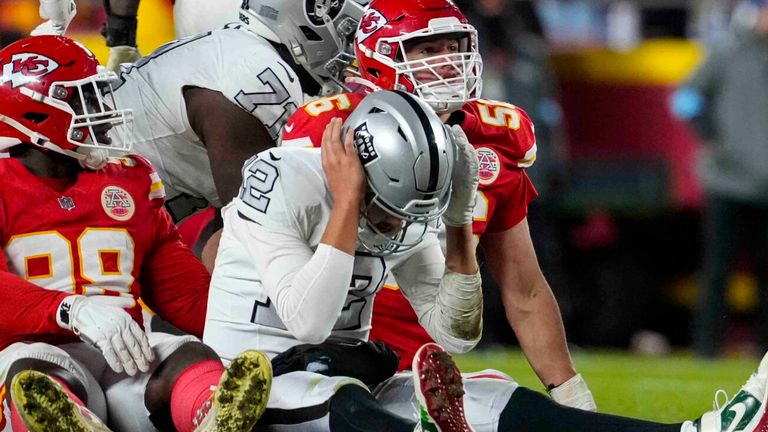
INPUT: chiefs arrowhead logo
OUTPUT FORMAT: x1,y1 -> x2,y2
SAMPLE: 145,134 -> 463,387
1,53 -> 59,89
356,9 -> 387,43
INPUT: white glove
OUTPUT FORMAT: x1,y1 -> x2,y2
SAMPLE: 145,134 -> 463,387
548,373 -> 597,411
106,45 -> 141,72
442,125 -> 479,227
56,295 -> 155,376
31,0 -> 76,36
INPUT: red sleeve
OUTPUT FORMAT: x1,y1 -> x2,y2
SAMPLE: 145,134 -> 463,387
0,249 -> 73,350
282,92 -> 364,148
140,207 -> 211,337
485,169 -> 538,233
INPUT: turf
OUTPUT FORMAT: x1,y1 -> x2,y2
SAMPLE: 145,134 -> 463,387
453,348 -> 759,423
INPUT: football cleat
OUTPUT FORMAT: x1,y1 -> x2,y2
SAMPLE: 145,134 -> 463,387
412,343 -> 474,432
10,370 -> 112,432
686,351 -> 768,431
193,350 -> 272,432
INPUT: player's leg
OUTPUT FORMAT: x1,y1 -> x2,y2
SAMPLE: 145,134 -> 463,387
2,343 -> 108,432
328,384 -> 417,432
142,338 -> 270,432
498,350 -> 768,432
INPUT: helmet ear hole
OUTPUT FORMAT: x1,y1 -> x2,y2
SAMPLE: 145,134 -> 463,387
299,26 -> 323,41
22,112 -> 49,124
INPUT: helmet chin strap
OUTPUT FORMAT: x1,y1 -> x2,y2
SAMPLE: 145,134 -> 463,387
41,142 -> 109,170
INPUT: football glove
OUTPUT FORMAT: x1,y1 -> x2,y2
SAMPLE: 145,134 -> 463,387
31,0 -> 76,36
56,295 -> 154,376
442,125 -> 479,227
106,45 -> 141,72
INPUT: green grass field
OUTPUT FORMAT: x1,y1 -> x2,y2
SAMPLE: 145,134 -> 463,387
453,348 -> 760,423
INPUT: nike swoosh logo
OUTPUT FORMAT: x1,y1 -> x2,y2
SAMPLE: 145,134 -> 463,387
284,123 -> 294,133
725,402 -> 747,432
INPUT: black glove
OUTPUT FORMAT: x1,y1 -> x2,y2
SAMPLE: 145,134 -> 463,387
271,336 -> 400,387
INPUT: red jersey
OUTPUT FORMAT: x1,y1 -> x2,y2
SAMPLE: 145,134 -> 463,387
0,155 -> 211,350
282,93 -> 539,369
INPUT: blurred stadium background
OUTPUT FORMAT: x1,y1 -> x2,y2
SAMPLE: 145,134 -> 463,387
2,0 -> 764,420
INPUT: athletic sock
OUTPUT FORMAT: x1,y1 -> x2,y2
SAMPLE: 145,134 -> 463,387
170,359 -> 225,432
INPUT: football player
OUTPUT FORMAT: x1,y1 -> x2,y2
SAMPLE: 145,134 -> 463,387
204,89 -> 483,431
276,1 -> 768,432
0,36 -> 270,432
281,0 -> 591,410
107,0 -> 368,260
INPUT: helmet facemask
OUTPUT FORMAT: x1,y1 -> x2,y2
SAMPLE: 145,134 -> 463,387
20,66 -> 133,169
357,191 -> 433,256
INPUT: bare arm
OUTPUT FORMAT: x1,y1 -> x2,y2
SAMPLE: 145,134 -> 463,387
480,217 -> 576,388
184,86 -> 277,206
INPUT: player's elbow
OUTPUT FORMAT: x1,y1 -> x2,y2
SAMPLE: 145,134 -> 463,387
286,320 -> 333,344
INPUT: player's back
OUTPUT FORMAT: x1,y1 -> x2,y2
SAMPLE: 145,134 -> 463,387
113,25 -> 304,221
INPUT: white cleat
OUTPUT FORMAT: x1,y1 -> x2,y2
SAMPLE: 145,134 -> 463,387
686,351 -> 768,431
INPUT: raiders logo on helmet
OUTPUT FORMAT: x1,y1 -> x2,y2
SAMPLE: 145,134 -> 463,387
305,0 -> 344,27
354,122 -> 378,165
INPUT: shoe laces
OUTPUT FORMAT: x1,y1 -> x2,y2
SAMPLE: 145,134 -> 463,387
714,389 -> 730,411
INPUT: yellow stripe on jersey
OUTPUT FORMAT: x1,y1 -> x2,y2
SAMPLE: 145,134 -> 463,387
148,172 -> 166,200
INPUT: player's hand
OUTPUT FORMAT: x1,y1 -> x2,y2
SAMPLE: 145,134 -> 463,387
321,117 -> 365,206
442,125 -> 479,227
106,45 -> 141,72
549,373 -> 597,411
56,295 -> 155,376
31,0 -> 76,36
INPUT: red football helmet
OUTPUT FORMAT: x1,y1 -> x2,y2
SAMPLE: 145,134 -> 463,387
351,0 -> 482,113
0,36 -> 132,169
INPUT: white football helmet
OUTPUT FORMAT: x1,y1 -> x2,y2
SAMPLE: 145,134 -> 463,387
239,0 -> 369,94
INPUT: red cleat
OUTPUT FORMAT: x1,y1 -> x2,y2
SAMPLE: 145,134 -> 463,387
412,343 -> 474,432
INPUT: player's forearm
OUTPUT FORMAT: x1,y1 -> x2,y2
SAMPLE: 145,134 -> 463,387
0,272 -> 71,340
503,280 -> 577,387
275,244 -> 353,344
444,224 -> 479,275
320,201 -> 360,255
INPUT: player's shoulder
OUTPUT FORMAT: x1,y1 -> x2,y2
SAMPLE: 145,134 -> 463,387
461,99 -> 536,168
282,92 -> 364,147
236,147 -> 324,222
102,155 -> 166,202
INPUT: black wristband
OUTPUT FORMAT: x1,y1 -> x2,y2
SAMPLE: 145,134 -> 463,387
101,14 -> 138,47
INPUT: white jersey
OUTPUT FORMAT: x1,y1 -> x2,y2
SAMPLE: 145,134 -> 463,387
112,25 -> 304,221
203,147 -> 448,362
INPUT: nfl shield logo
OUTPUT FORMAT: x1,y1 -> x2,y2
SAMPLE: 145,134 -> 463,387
58,196 -> 75,211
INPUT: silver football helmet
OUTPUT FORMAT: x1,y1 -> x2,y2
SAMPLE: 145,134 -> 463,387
240,0 -> 369,94
342,90 -> 455,255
